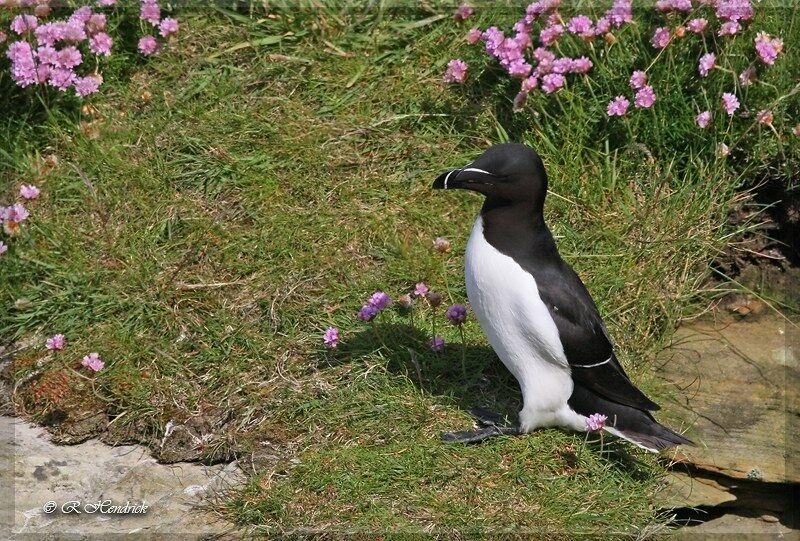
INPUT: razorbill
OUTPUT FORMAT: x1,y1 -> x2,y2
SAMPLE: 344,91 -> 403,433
432,143 -> 691,452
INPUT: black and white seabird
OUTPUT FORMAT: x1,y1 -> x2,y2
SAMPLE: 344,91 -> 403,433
432,143 -> 691,452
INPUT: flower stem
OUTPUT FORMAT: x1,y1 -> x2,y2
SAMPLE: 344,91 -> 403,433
459,326 -> 467,379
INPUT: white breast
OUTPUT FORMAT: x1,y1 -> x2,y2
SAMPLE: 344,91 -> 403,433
465,216 -> 581,431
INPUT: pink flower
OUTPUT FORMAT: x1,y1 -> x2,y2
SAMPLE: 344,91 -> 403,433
81,352 -> 105,372
62,20 -> 87,42
429,336 -> 445,352
5,203 -> 29,222
74,76 -> 101,97
368,291 -> 392,310
651,27 -> 670,49
466,28 -> 482,44
323,327 -> 340,348
46,334 -> 66,350
698,53 -> 716,77
656,0 -> 692,12
551,57 -> 573,74
11,15 -> 38,35
140,0 -> 161,25
567,15 -> 593,35
159,17 -> 179,37
696,111 -> 712,128
358,304 -> 379,322
721,92 -> 740,116
7,42 -> 38,87
433,237 -> 451,253
445,304 -> 468,325
739,65 -> 757,86
585,413 -> 607,432
755,32 -> 782,65
444,59 -> 468,83
605,0 -> 633,27
629,70 -> 647,90
570,57 -> 593,74
453,4 -> 474,22
34,23 -> 65,46
36,46 -> 58,66
414,282 -> 429,297
594,17 -> 611,35
57,47 -> 82,69
69,6 -> 94,25
686,18 -> 708,33
541,73 -> 565,93
0,31 -> 6,44
138,35 -> 160,56
716,0 -> 754,22
522,75 -> 538,92
48,68 -> 76,91
87,13 -> 107,34
507,59 -> 533,79
755,109 -> 773,126
20,184 -> 40,199
97,0 -> 118,6
0,241 -> 7,256
634,85 -> 656,108
539,24 -> 564,46
89,32 -> 113,56
718,21 -> 741,36
607,96 -> 630,117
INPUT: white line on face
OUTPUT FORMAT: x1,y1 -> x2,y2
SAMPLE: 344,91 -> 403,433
461,167 -> 492,175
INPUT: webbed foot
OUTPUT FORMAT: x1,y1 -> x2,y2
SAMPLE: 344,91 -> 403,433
441,406 -> 520,444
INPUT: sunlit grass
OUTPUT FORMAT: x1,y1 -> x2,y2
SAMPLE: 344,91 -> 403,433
1,2 -> 797,536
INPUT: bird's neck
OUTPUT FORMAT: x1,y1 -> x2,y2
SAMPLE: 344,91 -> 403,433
480,200 -> 557,258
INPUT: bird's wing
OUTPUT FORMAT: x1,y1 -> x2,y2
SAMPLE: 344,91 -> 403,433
535,262 -> 660,412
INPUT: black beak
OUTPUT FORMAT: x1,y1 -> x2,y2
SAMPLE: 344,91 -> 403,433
432,167 -> 500,191
432,169 -> 461,190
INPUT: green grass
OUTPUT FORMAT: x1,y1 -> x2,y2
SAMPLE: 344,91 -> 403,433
1,2 -> 797,537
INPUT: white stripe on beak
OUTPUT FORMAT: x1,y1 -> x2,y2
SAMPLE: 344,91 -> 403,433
443,169 -> 456,189
461,167 -> 492,175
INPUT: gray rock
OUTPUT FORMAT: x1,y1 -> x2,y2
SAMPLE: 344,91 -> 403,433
657,312 -> 799,485
0,416 -> 246,539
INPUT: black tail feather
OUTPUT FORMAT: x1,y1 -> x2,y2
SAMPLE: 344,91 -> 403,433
568,381 -> 692,452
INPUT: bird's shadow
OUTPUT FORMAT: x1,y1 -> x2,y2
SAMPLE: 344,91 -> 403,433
326,322 -> 521,422
323,320 -> 650,477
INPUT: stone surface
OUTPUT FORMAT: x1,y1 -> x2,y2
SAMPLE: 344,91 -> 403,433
0,416 -> 246,539
656,312 -> 799,485
675,511 -> 799,541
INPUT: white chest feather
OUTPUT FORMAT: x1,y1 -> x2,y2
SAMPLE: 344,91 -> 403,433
465,217 -> 580,430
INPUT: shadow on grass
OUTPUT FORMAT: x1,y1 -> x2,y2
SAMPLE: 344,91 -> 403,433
323,321 -> 651,476
328,322 -> 522,422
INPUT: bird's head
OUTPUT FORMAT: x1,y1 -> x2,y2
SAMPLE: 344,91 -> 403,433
432,143 -> 548,212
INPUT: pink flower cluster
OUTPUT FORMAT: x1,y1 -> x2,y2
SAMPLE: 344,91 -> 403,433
449,0 -> 633,110
585,413 -> 607,432
444,59 -> 468,83
138,0 -> 180,57
5,4 -> 114,96
1,183 -> 39,251
4,1 -> 178,96
607,70 -> 655,116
